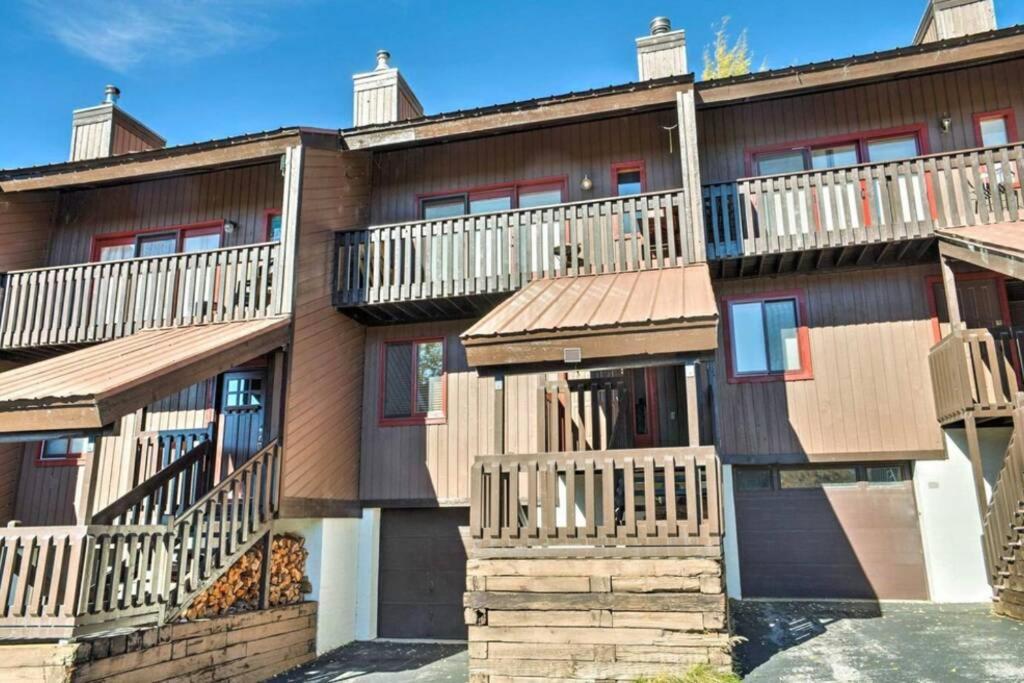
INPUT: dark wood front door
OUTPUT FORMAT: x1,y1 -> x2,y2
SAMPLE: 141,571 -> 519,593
217,370 -> 266,477
933,275 -> 1007,332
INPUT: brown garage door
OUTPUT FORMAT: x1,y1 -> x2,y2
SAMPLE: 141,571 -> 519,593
734,464 -> 929,600
378,508 -> 469,639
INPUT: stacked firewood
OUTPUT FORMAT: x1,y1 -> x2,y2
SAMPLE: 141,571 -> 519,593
183,533 -> 311,620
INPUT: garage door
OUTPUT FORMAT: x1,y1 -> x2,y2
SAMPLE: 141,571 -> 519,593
378,508 -> 469,639
734,463 -> 929,600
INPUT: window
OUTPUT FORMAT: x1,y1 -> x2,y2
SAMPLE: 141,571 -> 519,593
725,291 -> 811,382
811,143 -> 859,170
779,466 -> 858,489
37,437 -> 93,466
734,467 -> 773,492
866,135 -> 920,163
266,210 -> 282,242
750,126 -> 926,175
91,222 -> 224,261
613,162 -> 646,196
755,150 -> 806,175
866,465 -> 905,484
974,110 -> 1017,147
380,338 -> 445,424
419,178 -> 567,219
225,376 -> 263,409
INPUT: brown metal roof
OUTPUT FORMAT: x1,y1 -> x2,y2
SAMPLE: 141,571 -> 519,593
0,317 -> 290,435
461,265 -> 718,368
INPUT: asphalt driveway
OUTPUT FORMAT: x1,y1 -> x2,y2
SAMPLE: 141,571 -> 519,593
274,602 -> 1024,682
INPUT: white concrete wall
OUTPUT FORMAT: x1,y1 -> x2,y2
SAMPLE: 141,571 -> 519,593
913,427 -> 1008,603
275,507 -> 382,655
721,465 -> 742,599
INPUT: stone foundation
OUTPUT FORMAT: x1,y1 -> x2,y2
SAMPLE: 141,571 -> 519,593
465,553 -> 731,682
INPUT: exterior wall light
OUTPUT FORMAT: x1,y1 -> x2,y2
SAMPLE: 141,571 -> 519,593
939,115 -> 952,133
224,220 -> 237,234
580,174 -> 593,191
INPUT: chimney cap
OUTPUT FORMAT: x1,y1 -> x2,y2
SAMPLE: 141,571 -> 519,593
104,84 -> 120,105
650,17 -> 671,35
375,49 -> 391,70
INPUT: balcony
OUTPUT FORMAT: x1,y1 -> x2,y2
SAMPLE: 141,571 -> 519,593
0,242 -> 281,354
334,190 -> 695,322
703,142 -> 1024,275
928,325 -> 1024,425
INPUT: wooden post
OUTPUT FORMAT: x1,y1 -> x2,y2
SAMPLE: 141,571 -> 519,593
275,145 -> 304,316
676,89 -> 706,265
963,414 -> 990,518
684,360 -> 701,447
266,349 -> 286,443
940,253 -> 963,333
494,372 -> 505,455
258,530 -> 273,610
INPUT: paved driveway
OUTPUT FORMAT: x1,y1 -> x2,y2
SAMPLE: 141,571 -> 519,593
275,602 -> 1024,682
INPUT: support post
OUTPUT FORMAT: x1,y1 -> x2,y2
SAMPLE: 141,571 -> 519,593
494,372 -> 505,455
684,360 -> 701,447
258,530 -> 273,610
963,414 -> 990,518
940,253 -> 963,333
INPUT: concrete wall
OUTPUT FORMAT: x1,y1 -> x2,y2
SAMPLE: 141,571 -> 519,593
721,465 -> 743,600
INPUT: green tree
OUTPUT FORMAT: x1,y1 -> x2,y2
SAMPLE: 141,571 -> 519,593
702,17 -> 752,80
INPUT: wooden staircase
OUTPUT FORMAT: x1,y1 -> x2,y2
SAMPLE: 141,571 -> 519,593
0,438 -> 281,640
983,402 -> 1024,620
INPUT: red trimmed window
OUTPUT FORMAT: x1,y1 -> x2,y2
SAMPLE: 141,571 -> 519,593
36,437 -> 93,466
265,209 -> 283,242
380,338 -> 446,425
91,221 -> 225,262
974,110 -> 1018,147
418,177 -> 567,219
724,291 -> 812,383
612,161 -> 647,196
749,126 -> 926,175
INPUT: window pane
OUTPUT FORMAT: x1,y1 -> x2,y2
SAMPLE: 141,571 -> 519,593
730,302 -> 769,374
422,197 -> 466,220
756,150 -> 806,175
269,214 -> 282,241
980,117 -> 1009,147
182,231 -> 221,253
735,468 -> 773,491
616,170 -> 642,196
469,194 -> 513,214
137,234 -> 177,257
764,299 -> 800,373
811,144 -> 859,170
415,341 -> 444,415
69,437 -> 92,454
779,467 -> 857,489
867,135 -> 919,162
518,187 -> 563,209
383,343 -> 413,418
867,465 -> 903,484
42,438 -> 69,458
98,243 -> 136,262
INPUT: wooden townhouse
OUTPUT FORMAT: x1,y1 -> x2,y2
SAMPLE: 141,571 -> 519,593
0,0 -> 1022,680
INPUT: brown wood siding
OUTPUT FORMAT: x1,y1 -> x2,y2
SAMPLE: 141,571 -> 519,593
369,109 -> 681,225
0,442 -> 22,525
0,191 -> 57,271
697,58 -> 1024,183
360,320 -> 496,505
14,444 -> 84,525
47,162 -> 283,266
715,265 -> 943,462
280,148 -> 371,512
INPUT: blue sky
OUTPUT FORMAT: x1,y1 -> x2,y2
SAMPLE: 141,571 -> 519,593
1,0 -> 1022,170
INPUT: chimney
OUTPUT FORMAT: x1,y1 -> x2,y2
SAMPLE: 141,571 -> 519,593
352,50 -> 424,127
914,0 -> 997,45
69,85 -> 165,162
636,17 -> 688,81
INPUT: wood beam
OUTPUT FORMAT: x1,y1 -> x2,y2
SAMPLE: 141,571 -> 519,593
940,252 -> 964,332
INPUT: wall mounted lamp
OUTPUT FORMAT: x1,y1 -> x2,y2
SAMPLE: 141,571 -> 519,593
580,173 -> 593,192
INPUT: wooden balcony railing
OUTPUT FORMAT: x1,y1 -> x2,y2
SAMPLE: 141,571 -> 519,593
703,142 -> 1024,259
983,401 -> 1024,600
0,241 -> 280,350
928,326 -> 1024,424
469,447 -> 721,549
335,189 -> 694,307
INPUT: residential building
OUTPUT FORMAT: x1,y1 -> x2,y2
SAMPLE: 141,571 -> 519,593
0,0 -> 1021,680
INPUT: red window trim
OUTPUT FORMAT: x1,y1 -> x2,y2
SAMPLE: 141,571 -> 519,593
611,160 -> 648,195
378,337 -> 448,427
972,109 -> 1019,147
722,289 -> 813,384
90,220 -> 226,261
416,176 -> 569,219
35,439 -> 88,467
744,124 -> 930,176
264,208 -> 282,242
924,271 -> 1013,343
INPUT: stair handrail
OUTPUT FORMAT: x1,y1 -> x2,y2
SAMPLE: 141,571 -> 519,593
171,438 -> 280,525
981,395 -> 1024,597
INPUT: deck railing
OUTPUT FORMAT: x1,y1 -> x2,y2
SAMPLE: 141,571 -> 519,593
469,447 -> 721,549
703,142 -> 1024,259
928,326 -> 1024,424
0,241 -> 280,349
335,189 -> 693,307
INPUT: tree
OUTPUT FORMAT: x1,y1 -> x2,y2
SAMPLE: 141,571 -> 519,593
702,17 -> 752,80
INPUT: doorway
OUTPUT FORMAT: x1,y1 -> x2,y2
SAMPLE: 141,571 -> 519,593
217,369 -> 266,478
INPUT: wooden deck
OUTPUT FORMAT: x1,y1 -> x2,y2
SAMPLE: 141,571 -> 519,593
928,326 -> 1024,425
0,242 -> 281,352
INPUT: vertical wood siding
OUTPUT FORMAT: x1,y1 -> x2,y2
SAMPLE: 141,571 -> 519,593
47,162 -> 284,266
360,320 -> 497,505
280,148 -> 371,511
697,59 -> 1024,183
369,109 -> 682,224
0,442 -> 22,525
715,264 -> 944,460
0,191 -> 57,271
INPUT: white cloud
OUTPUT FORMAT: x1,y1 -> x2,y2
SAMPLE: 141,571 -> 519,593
25,0 -> 277,71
